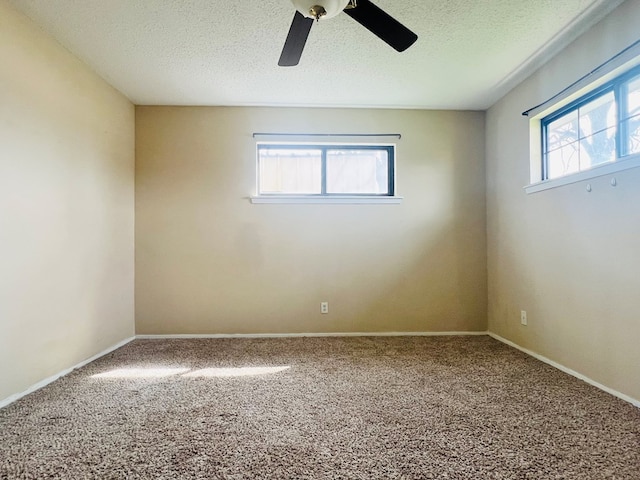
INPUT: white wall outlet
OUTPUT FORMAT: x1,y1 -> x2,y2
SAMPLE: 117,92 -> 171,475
320,302 -> 329,314
520,310 -> 528,326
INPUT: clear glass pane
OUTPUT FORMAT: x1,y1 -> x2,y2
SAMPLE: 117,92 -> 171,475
545,92 -> 617,179
258,148 -> 321,194
623,113 -> 640,155
579,126 -> 616,168
578,92 -> 616,139
326,149 -> 389,194
624,76 -> 640,121
546,110 -> 578,151
547,142 -> 580,179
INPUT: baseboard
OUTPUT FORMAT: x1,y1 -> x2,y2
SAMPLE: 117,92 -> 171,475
0,336 -> 135,410
488,332 -> 640,408
6,332 -> 635,410
136,331 -> 489,339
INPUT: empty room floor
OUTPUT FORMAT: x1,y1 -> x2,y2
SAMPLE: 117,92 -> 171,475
1,336 -> 638,479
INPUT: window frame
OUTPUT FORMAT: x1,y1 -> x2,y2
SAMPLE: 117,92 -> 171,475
537,64 -> 640,185
253,142 -> 398,202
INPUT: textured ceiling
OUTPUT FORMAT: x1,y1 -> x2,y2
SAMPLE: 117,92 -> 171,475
7,0 -> 625,109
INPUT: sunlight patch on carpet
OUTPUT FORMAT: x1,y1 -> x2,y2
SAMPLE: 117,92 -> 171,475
183,366 -> 290,377
92,368 -> 190,378
91,366 -> 291,379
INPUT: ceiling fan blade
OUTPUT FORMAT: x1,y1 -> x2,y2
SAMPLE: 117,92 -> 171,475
343,0 -> 417,52
278,12 -> 314,66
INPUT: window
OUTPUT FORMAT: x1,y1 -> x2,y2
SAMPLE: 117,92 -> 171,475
540,65 -> 640,182
256,144 -> 395,199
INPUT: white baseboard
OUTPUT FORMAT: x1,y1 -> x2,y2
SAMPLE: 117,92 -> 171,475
488,332 -> 640,408
4,332 -> 636,410
135,331 -> 489,339
0,336 -> 135,410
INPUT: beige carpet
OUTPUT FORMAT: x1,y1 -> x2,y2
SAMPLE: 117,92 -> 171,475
1,336 -> 638,479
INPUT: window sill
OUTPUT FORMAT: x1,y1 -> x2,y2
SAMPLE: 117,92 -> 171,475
250,195 -> 404,204
524,154 -> 640,194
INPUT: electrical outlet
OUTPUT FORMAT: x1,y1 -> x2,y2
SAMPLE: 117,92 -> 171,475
520,310 -> 528,326
321,302 -> 329,314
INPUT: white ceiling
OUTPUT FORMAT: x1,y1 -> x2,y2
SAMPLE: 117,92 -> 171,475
7,0 -> 625,109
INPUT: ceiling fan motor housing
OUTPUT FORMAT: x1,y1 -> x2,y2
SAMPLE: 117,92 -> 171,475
290,0 -> 351,19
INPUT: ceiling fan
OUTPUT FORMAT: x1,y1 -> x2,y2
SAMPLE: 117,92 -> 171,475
278,0 -> 418,66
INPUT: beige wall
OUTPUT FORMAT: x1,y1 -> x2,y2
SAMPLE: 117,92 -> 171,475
0,1 -> 135,403
486,0 -> 640,402
135,107 -> 486,334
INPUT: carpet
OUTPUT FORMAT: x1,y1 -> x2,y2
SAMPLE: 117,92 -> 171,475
1,336 -> 638,479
